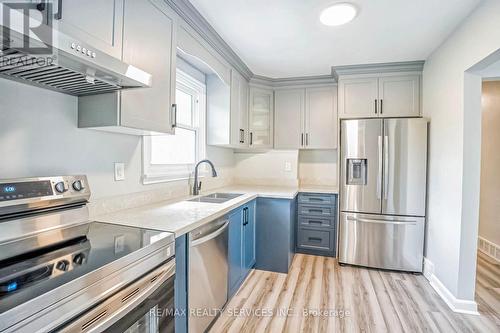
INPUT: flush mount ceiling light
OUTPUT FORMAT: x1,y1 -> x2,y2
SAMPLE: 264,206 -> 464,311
320,3 -> 358,26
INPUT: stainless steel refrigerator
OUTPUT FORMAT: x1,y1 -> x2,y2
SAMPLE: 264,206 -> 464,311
339,118 -> 428,272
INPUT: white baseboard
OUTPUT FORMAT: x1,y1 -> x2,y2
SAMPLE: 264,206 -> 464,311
478,237 -> 500,263
423,257 -> 479,315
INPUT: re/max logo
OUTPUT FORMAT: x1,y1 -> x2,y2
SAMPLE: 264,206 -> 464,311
1,1 -> 54,54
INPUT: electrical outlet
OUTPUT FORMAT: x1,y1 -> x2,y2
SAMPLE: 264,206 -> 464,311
284,161 -> 292,172
114,163 -> 125,181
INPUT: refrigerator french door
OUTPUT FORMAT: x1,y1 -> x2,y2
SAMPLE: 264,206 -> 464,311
339,118 -> 428,272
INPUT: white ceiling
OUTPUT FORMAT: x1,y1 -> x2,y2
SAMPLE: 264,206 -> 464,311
189,0 -> 481,78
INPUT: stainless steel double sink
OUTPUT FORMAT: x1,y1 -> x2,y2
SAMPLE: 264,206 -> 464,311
188,193 -> 243,204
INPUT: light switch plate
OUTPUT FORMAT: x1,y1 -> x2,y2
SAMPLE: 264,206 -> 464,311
114,162 -> 125,181
284,161 -> 292,172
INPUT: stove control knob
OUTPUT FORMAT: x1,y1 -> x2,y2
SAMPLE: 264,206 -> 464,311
56,260 -> 70,271
54,181 -> 68,193
73,253 -> 86,265
72,180 -> 84,191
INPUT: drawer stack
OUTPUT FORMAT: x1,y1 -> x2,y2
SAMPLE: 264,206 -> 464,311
296,193 -> 337,257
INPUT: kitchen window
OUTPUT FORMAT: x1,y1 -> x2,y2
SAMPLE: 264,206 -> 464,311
143,69 -> 206,183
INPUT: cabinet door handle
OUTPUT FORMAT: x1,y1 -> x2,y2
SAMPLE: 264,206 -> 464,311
250,132 -> 253,145
380,99 -> 383,115
306,133 -> 309,146
242,129 -> 245,143
55,0 -> 63,20
171,104 -> 177,128
374,99 -> 378,114
301,133 -> 304,146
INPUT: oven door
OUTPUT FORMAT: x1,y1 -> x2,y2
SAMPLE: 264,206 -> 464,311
57,259 -> 175,333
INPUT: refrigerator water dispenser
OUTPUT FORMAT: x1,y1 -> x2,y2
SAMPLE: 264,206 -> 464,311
346,159 -> 367,185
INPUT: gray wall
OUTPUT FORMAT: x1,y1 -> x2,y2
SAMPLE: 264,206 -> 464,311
422,0 -> 500,302
0,79 -> 233,199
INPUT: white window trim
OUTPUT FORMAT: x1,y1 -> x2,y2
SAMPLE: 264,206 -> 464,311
142,69 -> 206,184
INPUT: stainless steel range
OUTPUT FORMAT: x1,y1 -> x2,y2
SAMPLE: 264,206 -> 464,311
0,176 -> 175,333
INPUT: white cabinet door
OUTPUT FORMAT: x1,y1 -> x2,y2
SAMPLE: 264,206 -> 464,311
53,0 -> 124,59
120,0 -> 177,134
249,87 -> 274,148
230,70 -> 249,147
378,75 -> 420,117
338,77 -> 379,118
274,89 -> 304,149
305,86 -> 337,149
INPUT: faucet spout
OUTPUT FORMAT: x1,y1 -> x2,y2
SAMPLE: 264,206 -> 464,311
193,159 -> 218,195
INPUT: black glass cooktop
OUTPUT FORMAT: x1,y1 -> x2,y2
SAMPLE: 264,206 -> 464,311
0,222 -> 174,315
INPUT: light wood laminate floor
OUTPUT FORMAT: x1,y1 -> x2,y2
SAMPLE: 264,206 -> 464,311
476,251 -> 500,322
210,254 -> 499,333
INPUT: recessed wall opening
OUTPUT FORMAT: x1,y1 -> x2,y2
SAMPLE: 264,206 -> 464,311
475,78 -> 500,317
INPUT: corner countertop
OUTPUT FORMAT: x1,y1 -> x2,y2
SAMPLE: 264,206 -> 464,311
93,185 -> 298,237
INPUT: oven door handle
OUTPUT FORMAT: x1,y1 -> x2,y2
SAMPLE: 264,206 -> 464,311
58,259 -> 175,333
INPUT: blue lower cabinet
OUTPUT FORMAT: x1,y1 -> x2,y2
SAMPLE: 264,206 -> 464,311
255,197 -> 296,273
174,235 -> 188,333
243,200 -> 256,271
228,207 -> 244,297
296,193 -> 338,257
228,200 -> 256,298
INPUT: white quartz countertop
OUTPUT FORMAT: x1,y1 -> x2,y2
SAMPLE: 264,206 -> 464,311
93,184 -> 337,237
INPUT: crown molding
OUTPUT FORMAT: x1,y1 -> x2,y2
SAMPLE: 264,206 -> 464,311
332,61 -> 425,80
165,0 -> 253,81
251,74 -> 337,88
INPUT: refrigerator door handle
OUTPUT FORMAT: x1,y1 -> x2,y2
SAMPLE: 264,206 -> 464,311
346,216 -> 417,226
384,135 -> 389,200
377,136 -> 383,200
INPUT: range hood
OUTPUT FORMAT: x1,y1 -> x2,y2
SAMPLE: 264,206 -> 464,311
0,11 -> 152,96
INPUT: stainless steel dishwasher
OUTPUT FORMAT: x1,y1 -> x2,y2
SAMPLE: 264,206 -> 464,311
188,218 -> 229,333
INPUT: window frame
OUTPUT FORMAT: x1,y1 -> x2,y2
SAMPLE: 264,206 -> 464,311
142,69 -> 206,184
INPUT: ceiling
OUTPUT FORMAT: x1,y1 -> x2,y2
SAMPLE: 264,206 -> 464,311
189,0 -> 481,78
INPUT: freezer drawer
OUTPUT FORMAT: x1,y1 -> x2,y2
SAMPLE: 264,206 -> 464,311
338,212 -> 424,272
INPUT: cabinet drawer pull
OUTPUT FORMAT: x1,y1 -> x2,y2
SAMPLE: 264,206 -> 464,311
308,197 -> 324,202
308,220 -> 323,225
308,209 -> 323,213
308,237 -> 322,243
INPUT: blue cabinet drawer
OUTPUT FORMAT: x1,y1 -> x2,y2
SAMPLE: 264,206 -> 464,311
297,228 -> 333,251
299,216 -> 334,229
298,193 -> 335,206
298,204 -> 334,217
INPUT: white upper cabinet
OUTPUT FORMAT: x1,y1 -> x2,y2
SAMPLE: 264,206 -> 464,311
230,70 -> 249,147
274,89 -> 304,149
338,74 -> 421,119
120,0 -> 177,134
249,87 -> 274,149
338,78 -> 378,119
53,0 -> 124,59
78,0 -> 177,135
378,75 -> 420,117
274,86 -> 337,150
305,86 -> 337,149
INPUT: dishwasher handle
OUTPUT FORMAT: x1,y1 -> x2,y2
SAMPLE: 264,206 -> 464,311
190,220 -> 229,247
